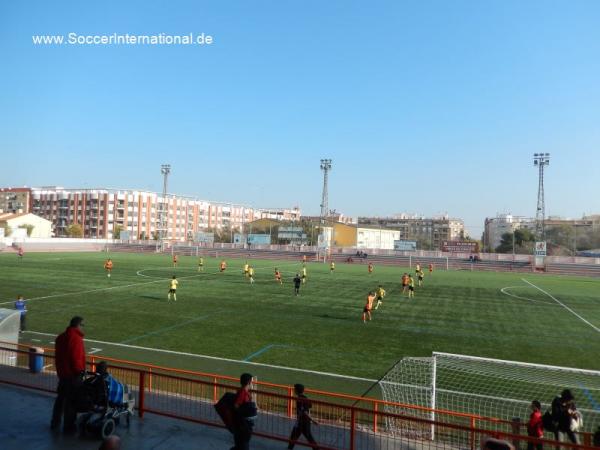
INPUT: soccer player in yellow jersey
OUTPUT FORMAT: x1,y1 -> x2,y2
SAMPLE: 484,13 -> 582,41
168,275 -> 178,301
248,266 -> 255,284
330,261 -> 335,274
415,263 -> 421,275
301,265 -> 307,284
375,285 -> 386,310
417,269 -> 424,287
243,261 -> 249,277
408,275 -> 415,299
197,257 -> 204,272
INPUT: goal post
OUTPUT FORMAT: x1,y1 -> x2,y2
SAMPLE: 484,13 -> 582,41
379,352 -> 600,443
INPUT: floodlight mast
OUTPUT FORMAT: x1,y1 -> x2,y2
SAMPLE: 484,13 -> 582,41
158,164 -> 171,249
533,153 -> 550,241
320,159 -> 332,226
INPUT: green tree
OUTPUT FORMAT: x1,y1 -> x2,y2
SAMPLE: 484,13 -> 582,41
1,223 -> 12,237
66,223 -> 83,238
545,225 -> 575,254
495,228 -> 536,254
214,226 -> 233,243
416,237 -> 434,250
113,225 -> 123,239
18,224 -> 35,237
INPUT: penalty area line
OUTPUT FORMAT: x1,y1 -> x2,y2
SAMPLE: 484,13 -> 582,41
521,278 -> 600,333
22,331 -> 376,383
499,286 -> 554,305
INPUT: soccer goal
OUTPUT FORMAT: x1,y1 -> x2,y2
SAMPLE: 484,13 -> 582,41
0,308 -> 20,367
379,352 -> 600,442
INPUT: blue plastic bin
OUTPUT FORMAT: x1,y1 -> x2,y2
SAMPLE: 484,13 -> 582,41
29,347 -> 44,373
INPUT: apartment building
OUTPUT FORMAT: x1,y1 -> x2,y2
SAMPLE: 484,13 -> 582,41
3,186 -> 298,240
0,187 -> 31,214
357,214 -> 465,250
482,214 -> 600,251
483,214 -> 534,251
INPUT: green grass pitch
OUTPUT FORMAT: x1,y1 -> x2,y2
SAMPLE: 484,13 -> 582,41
1,251 -> 599,393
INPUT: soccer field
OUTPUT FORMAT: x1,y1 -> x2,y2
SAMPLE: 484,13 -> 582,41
1,251 -> 599,394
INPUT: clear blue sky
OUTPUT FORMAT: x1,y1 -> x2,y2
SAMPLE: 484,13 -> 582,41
1,0 -> 599,237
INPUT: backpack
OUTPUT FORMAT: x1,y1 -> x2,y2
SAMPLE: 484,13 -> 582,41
541,397 -> 563,432
542,410 -> 557,432
214,392 -> 237,433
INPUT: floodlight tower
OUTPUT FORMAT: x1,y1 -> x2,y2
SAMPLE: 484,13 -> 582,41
533,153 -> 550,241
320,159 -> 332,224
158,164 -> 171,246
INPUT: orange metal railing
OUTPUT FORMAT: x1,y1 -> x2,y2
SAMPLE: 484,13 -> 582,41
1,344 -> 594,449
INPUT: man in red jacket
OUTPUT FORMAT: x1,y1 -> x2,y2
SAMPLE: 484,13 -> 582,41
51,316 -> 86,433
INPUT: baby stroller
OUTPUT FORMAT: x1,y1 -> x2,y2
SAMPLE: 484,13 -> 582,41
76,361 -> 135,439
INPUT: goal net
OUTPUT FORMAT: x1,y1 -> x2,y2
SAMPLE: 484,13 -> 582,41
379,352 -> 600,443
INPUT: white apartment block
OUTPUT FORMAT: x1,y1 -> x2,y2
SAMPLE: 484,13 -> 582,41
357,214 -> 465,249
15,187 -> 298,240
483,214 -> 535,251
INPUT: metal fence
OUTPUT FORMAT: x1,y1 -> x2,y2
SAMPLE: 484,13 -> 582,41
0,345 -> 595,450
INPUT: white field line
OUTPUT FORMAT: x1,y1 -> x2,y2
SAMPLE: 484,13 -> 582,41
0,261 -> 299,306
23,330 -> 376,383
521,278 -> 600,333
120,311 -> 223,345
499,286 -> 555,305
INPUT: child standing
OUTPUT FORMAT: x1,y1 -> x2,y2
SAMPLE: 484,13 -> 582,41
527,400 -> 544,450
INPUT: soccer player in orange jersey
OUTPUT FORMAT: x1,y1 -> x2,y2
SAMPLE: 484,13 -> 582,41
275,268 -> 282,284
368,262 -> 373,275
104,259 -> 113,278
401,273 -> 409,294
429,263 -> 434,274
220,260 -> 227,273
362,291 -> 376,323
172,254 -> 178,268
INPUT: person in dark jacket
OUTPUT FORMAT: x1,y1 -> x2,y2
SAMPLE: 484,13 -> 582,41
231,372 -> 256,450
51,316 -> 86,433
288,383 -> 319,450
551,389 -> 578,444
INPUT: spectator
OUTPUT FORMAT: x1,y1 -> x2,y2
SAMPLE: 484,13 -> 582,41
527,400 -> 543,450
287,383 -> 319,450
51,316 -> 86,433
232,373 -> 256,450
551,389 -> 578,444
14,295 -> 26,332
99,435 -> 121,450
